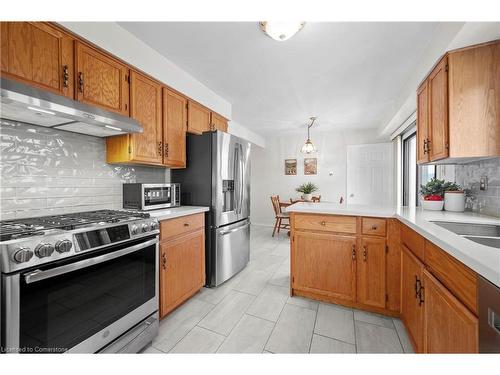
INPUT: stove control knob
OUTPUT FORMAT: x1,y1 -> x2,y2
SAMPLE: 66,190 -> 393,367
13,247 -> 34,263
55,240 -> 73,253
150,221 -> 158,230
131,224 -> 138,235
35,243 -> 55,258
141,223 -> 149,233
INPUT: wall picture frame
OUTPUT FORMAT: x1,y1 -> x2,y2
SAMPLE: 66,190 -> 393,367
285,159 -> 297,175
304,158 -> 317,175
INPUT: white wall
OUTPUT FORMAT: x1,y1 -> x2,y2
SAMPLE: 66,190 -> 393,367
228,120 -> 266,148
60,22 -> 232,120
250,129 -> 387,226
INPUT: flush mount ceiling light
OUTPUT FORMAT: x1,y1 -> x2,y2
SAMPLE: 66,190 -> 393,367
259,21 -> 305,41
301,117 -> 317,154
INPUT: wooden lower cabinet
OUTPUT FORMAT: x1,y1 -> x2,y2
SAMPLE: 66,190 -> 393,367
292,231 -> 356,302
401,245 -> 425,352
422,270 -> 478,353
357,237 -> 386,308
159,225 -> 205,318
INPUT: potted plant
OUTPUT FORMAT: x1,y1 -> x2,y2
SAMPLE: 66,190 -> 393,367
443,181 -> 465,212
419,178 -> 445,211
296,182 -> 318,201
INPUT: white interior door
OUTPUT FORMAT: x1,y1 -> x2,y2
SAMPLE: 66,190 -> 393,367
346,143 -> 394,206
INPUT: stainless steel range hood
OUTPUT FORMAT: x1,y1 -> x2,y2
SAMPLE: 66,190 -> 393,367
0,77 -> 143,137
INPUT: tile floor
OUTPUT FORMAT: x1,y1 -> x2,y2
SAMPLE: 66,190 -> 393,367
143,225 -> 414,354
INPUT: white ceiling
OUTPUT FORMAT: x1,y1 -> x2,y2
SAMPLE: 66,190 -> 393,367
119,22 -> 441,135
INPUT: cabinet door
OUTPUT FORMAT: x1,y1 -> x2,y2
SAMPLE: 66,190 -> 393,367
357,237 -> 386,308
163,88 -> 187,168
422,270 -> 478,353
416,80 -> 430,164
128,71 -> 163,164
401,245 -> 424,352
428,56 -> 449,161
187,101 -> 211,135
292,231 -> 356,302
160,228 -> 205,318
1,22 -> 73,98
211,112 -> 228,132
75,41 -> 129,115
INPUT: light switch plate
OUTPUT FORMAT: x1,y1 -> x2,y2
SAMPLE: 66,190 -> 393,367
480,176 -> 488,191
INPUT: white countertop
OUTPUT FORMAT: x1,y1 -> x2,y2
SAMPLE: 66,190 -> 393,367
285,202 -> 396,218
286,202 -> 500,287
148,206 -> 209,221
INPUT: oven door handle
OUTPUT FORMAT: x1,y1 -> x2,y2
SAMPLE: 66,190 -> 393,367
24,237 -> 158,284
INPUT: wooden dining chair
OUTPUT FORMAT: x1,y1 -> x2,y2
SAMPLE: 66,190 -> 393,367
270,195 -> 290,237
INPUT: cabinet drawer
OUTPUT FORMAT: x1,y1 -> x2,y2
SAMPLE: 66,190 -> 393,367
362,217 -> 386,237
160,213 -> 205,241
424,241 -> 477,314
401,224 -> 425,261
294,214 -> 357,234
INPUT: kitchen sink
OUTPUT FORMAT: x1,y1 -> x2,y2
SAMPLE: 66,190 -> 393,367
463,236 -> 500,249
430,221 -> 500,249
430,221 -> 500,237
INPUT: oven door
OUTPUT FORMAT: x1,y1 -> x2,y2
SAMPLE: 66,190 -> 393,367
142,184 -> 176,210
2,236 -> 158,354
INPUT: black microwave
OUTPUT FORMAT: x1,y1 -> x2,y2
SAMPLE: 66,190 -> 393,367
123,183 -> 180,211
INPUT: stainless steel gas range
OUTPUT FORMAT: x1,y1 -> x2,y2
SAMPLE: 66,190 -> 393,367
0,210 -> 160,354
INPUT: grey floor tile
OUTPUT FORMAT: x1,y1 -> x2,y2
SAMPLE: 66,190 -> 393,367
393,318 -> 415,353
217,314 -> 275,353
153,298 -> 214,352
314,303 -> 355,344
355,321 -> 404,353
141,345 -> 164,354
354,310 -> 395,328
198,290 -> 255,335
269,242 -> 291,258
170,326 -> 225,353
287,295 -> 319,311
268,259 -> 290,288
195,280 -> 236,305
265,304 -> 316,353
232,269 -> 274,296
310,334 -> 356,353
247,284 -> 289,322
247,253 -> 286,274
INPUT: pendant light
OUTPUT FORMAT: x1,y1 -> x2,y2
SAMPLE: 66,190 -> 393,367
259,22 -> 305,42
301,117 -> 317,154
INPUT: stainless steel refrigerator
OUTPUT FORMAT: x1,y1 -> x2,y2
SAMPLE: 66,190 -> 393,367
172,131 -> 251,287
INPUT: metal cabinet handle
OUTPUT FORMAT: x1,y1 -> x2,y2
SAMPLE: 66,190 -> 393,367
78,72 -> 84,93
62,65 -> 69,88
158,141 -> 163,156
415,276 -> 422,298
426,138 -> 431,152
363,246 -> 367,261
351,245 -> 356,260
183,223 -> 190,227
320,221 -> 326,226
164,143 -> 169,158
418,286 -> 425,306
423,139 -> 427,154
371,225 -> 378,230
161,252 -> 167,270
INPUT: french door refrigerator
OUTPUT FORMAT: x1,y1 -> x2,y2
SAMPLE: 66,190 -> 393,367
172,131 -> 251,287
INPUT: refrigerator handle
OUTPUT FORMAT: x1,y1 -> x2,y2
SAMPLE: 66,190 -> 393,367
234,143 -> 241,214
238,143 -> 244,214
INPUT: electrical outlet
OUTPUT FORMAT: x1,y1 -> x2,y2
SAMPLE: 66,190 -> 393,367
480,176 -> 488,191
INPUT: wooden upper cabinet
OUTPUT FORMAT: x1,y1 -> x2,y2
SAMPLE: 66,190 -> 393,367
428,56 -> 449,161
75,41 -> 129,115
448,40 -> 500,158
422,270 -> 478,353
1,22 -> 74,98
357,237 -> 386,309
163,88 -> 187,168
416,80 -> 430,164
211,112 -> 228,132
292,231 -> 357,302
401,245 -> 424,353
187,101 -> 211,135
129,71 -> 163,164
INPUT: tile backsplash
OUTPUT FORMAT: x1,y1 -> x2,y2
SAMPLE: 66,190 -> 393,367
455,157 -> 500,218
0,119 -> 169,220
